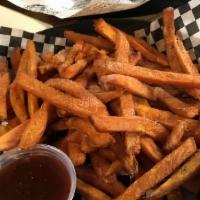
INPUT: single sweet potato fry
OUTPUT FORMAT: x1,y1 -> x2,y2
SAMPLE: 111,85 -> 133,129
141,137 -> 164,163
134,103 -> 198,132
91,115 -> 168,142
77,178 -> 112,200
26,40 -> 39,116
10,47 -> 21,75
0,122 -> 27,151
174,36 -> 198,74
46,78 -> 108,116
148,149 -> 200,199
120,93 -> 135,117
115,30 -> 130,63
94,18 -> 168,66
117,137 -> 197,200
94,59 -> 200,88
162,7 -> 182,72
120,93 -> 140,173
9,82 -> 28,122
61,58 -> 88,79
0,59 -> 9,120
10,49 -> 28,122
19,103 -> 49,149
100,74 -> 156,100
76,165 -> 126,197
46,78 -> 93,98
154,87 -> 199,118
16,72 -> 101,117
164,121 -> 186,152
64,31 -> 113,51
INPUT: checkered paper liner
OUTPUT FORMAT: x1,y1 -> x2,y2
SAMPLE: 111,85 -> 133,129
0,0 -> 200,66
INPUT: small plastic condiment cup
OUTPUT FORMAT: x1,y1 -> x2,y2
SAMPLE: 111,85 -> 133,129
0,144 -> 76,200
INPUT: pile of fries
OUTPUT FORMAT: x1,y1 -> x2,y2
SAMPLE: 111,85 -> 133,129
1,7 -> 200,200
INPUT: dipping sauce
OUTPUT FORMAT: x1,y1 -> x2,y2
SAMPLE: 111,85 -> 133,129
0,154 -> 71,200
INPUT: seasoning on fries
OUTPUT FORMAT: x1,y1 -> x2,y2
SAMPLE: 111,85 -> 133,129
1,6 -> 200,200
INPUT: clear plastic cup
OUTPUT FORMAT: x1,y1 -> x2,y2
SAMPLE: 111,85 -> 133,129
0,144 -> 76,200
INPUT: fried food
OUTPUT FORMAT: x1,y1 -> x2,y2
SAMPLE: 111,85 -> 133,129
94,59 -> 200,88
61,58 -> 88,79
154,87 -> 199,118
148,149 -> 200,199
0,122 -> 27,151
63,141 -> 86,166
10,47 -> 21,75
115,30 -> 130,63
141,137 -> 164,163
100,74 -> 155,100
46,78 -> 108,116
92,90 -> 123,103
17,73 -> 97,117
26,40 -> 39,116
0,59 -> 9,120
162,7 -> 182,72
64,31 -> 113,51
65,117 -> 115,153
164,121 -> 186,152
117,138 -> 196,200
77,178 -> 112,200
134,102 -> 198,132
19,103 -> 49,149
2,6 -> 200,200
91,115 -> 168,142
10,49 -> 28,122
76,165 -> 126,197
94,18 -> 168,66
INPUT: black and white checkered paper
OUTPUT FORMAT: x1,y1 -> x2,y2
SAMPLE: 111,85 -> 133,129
133,0 -> 200,64
0,0 -> 200,65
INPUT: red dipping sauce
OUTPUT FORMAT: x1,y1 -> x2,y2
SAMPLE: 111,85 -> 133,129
0,145 -> 76,200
